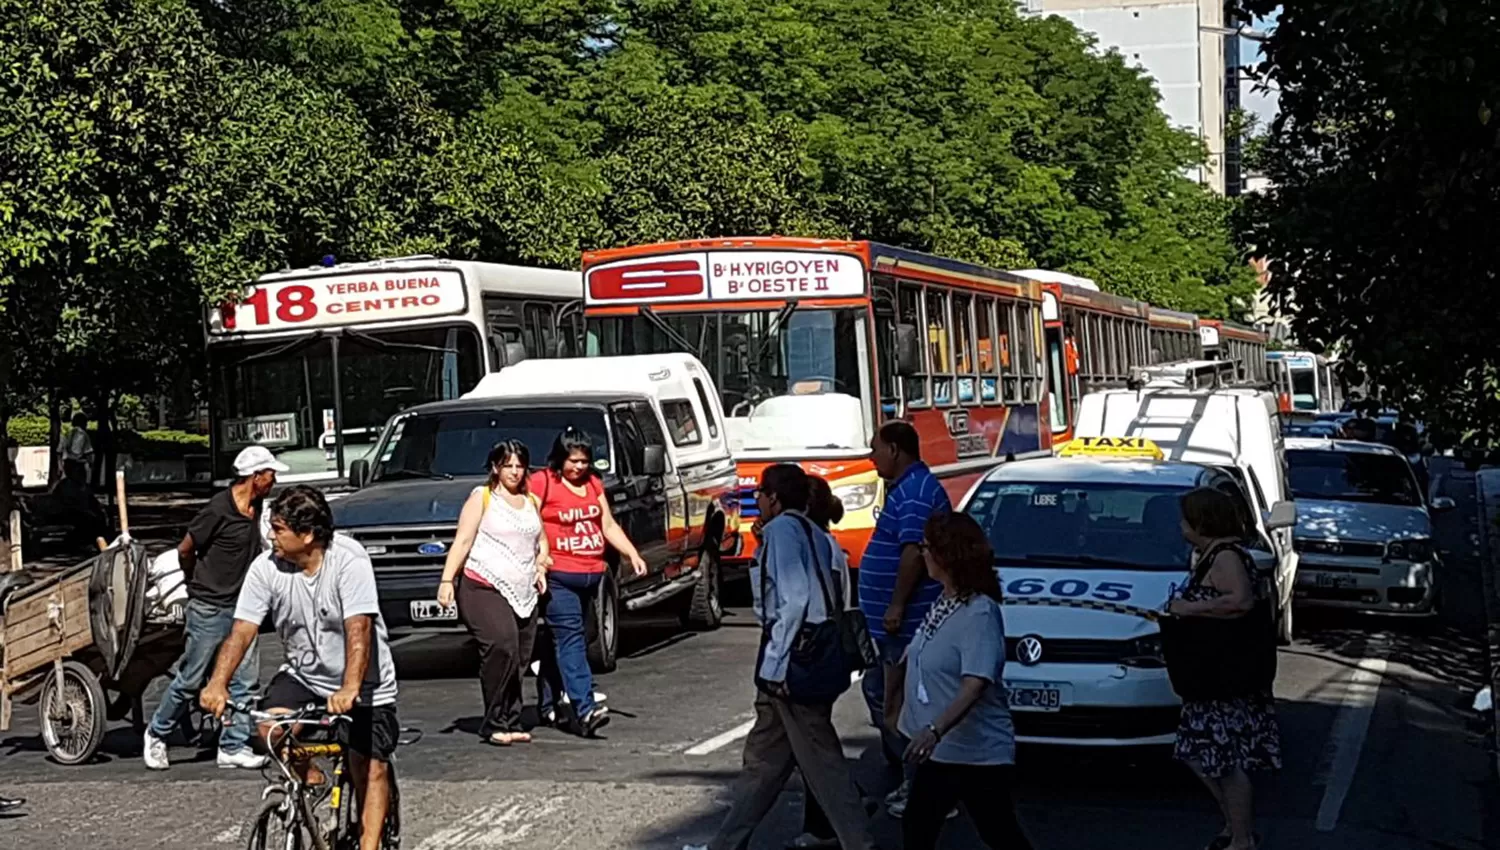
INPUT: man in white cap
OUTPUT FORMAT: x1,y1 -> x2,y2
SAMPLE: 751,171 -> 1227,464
143,445 -> 287,770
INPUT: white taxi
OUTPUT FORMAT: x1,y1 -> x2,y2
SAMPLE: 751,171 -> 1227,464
960,437 -> 1270,746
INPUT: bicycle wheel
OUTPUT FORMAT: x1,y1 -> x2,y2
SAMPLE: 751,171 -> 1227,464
246,793 -> 308,850
382,766 -> 403,850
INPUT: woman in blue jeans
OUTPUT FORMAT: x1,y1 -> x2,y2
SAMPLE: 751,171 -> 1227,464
529,428 -> 646,737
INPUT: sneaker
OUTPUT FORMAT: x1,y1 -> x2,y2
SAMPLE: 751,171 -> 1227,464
217,747 -> 269,770
580,706 -> 611,738
143,729 -> 169,770
884,780 -> 910,815
0,795 -> 23,813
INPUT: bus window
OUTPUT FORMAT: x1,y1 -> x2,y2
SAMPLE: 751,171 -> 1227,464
952,292 -> 976,403
1017,303 -> 1039,402
976,297 -> 998,402
899,285 -> 927,405
1002,302 -> 1020,403
925,289 -> 953,405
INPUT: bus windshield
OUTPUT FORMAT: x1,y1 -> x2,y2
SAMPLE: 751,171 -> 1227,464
587,307 -> 871,454
209,324 -> 484,480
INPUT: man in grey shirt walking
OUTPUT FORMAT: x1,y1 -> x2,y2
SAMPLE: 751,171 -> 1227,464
202,485 -> 399,850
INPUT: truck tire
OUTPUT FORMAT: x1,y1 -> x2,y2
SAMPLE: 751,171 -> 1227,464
586,570 -> 619,674
681,548 -> 724,631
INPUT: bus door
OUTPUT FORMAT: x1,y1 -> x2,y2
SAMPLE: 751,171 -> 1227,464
1044,323 -> 1074,440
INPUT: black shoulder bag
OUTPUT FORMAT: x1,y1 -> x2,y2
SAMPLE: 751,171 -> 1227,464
1159,542 -> 1278,702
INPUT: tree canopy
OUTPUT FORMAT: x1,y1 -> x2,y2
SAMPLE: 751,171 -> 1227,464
1238,0 -> 1500,442
1,0 -> 1259,430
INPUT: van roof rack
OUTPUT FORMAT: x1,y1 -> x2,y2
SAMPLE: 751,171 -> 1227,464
1127,359 -> 1246,391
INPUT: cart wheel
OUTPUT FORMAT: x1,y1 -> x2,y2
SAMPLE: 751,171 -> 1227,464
38,660 -> 108,765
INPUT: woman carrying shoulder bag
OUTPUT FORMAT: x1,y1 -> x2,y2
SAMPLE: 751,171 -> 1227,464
437,440 -> 549,747
1163,487 -> 1282,850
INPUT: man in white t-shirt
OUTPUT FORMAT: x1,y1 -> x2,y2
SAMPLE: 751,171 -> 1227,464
201,485 -> 399,850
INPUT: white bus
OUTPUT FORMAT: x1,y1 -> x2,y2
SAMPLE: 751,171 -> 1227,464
1266,350 -> 1342,413
204,255 -> 580,485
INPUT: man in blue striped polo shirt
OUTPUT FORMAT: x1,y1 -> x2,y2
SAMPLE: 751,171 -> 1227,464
861,420 -> 950,816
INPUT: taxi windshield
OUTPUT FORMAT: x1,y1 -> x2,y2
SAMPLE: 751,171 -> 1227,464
966,480 -> 1194,571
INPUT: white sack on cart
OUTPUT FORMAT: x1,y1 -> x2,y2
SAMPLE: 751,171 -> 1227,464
145,548 -> 189,623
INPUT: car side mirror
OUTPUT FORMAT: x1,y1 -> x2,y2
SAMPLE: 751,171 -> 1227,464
1429,496 -> 1455,513
1265,500 -> 1297,531
642,445 -> 667,476
348,459 -> 370,490
895,324 -> 923,376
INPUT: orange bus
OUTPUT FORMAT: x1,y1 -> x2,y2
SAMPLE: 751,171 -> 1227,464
1035,278 -> 1152,443
580,238 -> 1049,569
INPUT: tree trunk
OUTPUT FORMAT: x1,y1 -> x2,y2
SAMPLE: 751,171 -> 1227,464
47,390 -> 62,486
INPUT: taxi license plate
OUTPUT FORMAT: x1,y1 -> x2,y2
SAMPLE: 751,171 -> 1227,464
410,600 -> 457,622
1315,574 -> 1356,589
1003,682 -> 1063,712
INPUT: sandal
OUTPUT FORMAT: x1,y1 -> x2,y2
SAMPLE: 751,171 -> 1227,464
487,732 -> 514,746
511,732 -> 532,744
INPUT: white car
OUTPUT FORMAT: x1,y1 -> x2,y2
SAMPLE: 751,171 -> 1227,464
1286,437 -> 1453,615
960,439 -> 1287,747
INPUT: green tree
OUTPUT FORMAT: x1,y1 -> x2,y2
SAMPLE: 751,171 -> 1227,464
1236,0 -> 1500,441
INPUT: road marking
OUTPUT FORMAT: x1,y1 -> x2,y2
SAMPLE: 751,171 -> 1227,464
389,634 -> 432,649
416,799 -> 561,848
685,718 -> 756,755
1314,649 -> 1389,832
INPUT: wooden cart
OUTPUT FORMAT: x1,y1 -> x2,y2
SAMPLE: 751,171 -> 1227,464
1,476 -> 184,764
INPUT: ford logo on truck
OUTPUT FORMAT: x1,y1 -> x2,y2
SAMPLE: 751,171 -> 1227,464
417,541 -> 447,556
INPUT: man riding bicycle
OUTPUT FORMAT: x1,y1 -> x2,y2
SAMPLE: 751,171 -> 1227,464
201,485 -> 400,850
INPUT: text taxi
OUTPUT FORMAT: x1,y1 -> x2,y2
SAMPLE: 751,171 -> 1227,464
959,437 -> 1261,746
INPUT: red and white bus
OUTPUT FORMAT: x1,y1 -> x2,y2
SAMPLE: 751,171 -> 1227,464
1199,319 -> 1269,383
580,238 -> 1050,568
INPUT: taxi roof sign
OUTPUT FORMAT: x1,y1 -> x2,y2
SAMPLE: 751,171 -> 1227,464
1056,436 -> 1164,461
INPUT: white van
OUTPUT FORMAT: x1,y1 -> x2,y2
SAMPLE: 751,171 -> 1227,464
1074,365 -> 1300,641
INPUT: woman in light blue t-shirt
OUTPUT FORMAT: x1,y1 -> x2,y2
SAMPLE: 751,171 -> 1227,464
886,511 -> 1035,850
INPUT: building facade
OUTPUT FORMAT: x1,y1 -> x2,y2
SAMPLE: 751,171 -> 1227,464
1022,0 -> 1241,195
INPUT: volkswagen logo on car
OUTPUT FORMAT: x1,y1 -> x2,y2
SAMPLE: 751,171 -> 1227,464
1016,635 -> 1044,666
417,541 -> 447,556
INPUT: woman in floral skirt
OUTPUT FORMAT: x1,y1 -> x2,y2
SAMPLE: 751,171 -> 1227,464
1167,487 -> 1282,850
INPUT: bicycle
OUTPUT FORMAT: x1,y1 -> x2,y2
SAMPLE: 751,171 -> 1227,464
227,701 -> 416,850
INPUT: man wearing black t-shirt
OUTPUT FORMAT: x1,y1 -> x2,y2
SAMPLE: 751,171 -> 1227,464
144,445 -> 286,770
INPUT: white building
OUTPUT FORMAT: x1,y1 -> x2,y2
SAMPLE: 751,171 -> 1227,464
1022,0 -> 1241,195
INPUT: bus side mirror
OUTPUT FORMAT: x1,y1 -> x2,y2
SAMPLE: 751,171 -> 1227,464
348,459 -> 370,490
895,324 -> 922,376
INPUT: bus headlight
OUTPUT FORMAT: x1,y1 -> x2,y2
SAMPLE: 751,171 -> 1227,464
833,482 -> 879,512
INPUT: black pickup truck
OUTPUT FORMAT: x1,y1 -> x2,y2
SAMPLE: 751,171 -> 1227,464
331,355 -> 740,672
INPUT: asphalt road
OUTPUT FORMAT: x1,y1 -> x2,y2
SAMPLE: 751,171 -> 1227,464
0,469 -> 1493,850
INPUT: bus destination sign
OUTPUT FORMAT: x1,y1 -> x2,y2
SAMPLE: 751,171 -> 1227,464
209,269 -> 468,334
585,250 -> 867,305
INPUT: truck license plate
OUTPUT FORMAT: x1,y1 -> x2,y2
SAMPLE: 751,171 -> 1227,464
410,600 -> 457,622
1315,574 -> 1355,589
1003,682 -> 1063,712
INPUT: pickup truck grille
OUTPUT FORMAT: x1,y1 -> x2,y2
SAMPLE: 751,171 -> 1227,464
1294,538 -> 1386,558
344,524 -> 455,574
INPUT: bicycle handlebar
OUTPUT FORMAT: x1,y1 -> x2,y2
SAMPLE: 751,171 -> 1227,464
226,701 -> 352,727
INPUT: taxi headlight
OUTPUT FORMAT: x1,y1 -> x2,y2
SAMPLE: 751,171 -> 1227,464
1121,634 -> 1165,668
833,482 -> 878,512
1387,537 -> 1434,562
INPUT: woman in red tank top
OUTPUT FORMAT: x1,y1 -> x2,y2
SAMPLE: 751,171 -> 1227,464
529,427 -> 646,737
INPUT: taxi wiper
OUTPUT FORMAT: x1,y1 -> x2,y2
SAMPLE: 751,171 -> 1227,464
1017,553 -> 1143,569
